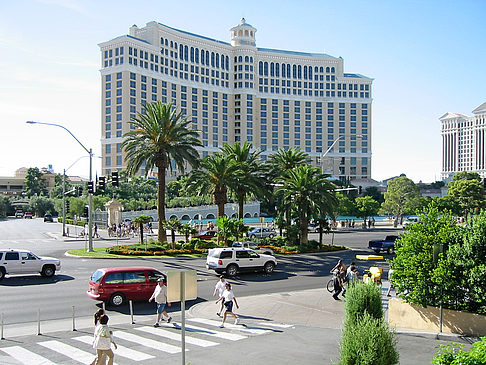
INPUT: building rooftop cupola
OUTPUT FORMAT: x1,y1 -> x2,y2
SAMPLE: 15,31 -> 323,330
230,18 -> 257,47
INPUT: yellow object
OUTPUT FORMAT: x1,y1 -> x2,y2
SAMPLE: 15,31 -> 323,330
369,266 -> 383,279
356,254 -> 384,260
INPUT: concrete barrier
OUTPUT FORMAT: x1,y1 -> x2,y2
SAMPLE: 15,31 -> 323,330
388,298 -> 486,336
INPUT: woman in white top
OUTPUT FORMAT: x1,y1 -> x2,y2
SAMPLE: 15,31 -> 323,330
213,275 -> 228,317
215,283 -> 239,327
92,315 -> 117,365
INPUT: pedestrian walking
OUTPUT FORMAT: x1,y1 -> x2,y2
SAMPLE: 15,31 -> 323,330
93,223 -> 100,238
90,309 -> 106,365
92,315 -> 117,365
149,278 -> 172,327
386,268 -> 395,297
216,283 -> 239,327
330,259 -> 347,299
213,275 -> 228,317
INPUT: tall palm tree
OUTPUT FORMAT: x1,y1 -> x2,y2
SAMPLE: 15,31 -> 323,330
275,165 -> 337,245
122,101 -> 202,243
221,142 -> 267,219
187,153 -> 240,219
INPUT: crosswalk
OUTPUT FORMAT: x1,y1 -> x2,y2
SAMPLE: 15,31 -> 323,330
0,238 -> 54,245
0,317 -> 292,364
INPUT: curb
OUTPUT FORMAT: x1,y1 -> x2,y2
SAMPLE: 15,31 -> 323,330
395,328 -> 479,343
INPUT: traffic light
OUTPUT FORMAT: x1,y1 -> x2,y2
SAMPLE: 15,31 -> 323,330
98,176 -> 106,192
77,185 -> 83,196
87,181 -> 94,194
112,171 -> 119,187
358,186 -> 363,195
83,205 -> 89,217
65,199 -> 70,212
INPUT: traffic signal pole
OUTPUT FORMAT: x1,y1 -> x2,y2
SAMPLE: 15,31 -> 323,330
88,148 -> 93,252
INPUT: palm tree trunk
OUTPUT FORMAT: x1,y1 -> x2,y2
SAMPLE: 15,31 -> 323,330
238,191 -> 244,219
139,222 -> 144,245
157,163 -> 167,243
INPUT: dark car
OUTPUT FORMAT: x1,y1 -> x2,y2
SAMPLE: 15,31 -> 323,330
192,230 -> 217,240
44,214 -> 54,222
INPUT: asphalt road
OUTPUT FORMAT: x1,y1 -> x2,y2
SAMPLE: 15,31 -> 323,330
0,217 -> 400,325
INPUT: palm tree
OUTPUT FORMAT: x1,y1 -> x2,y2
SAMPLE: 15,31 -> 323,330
162,218 -> 182,248
178,223 -> 198,243
221,142 -> 267,219
275,165 -> 337,245
187,153 -> 240,219
122,101 -> 202,243
133,214 -> 152,250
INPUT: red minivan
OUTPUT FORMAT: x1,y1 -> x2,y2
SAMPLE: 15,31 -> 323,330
87,267 -> 166,306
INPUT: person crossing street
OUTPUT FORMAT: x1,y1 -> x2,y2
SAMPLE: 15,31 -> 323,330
149,278 -> 172,327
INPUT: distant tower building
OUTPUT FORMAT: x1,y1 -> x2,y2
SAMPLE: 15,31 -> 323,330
440,102 -> 486,179
99,19 -> 373,180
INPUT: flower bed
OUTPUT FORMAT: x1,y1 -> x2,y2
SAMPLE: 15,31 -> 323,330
106,245 -> 210,256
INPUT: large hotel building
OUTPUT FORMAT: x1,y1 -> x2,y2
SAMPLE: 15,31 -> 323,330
440,102 -> 486,180
99,19 -> 373,180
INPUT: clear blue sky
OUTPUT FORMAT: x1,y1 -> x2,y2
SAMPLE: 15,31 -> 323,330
1,0 -> 485,182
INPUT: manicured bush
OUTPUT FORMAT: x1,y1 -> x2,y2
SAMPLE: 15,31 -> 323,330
194,240 -> 219,249
431,337 -> 486,365
344,282 -> 383,323
182,242 -> 195,250
338,313 -> 399,365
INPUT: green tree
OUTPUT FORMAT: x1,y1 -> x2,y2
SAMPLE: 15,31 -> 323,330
363,186 -> 384,204
447,171 -> 485,215
133,214 -> 152,248
221,142 -> 267,219
29,196 -> 55,217
380,176 -> 422,223
427,195 -> 462,215
275,165 -> 337,245
335,192 -> 355,216
187,153 -> 240,219
0,196 -> 13,217
162,218 -> 182,248
24,167 -> 47,197
215,216 -> 243,246
178,223 -> 198,243
122,101 -> 202,243
354,196 -> 380,225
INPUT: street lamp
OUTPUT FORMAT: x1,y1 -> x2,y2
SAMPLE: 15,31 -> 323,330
26,121 -> 94,252
62,156 -> 88,236
321,134 -> 363,175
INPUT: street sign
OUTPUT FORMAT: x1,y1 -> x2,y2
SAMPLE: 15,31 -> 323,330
167,270 -> 197,302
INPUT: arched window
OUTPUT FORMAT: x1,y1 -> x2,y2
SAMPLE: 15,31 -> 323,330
201,49 -> 205,64
238,30 -> 242,36
326,67 -> 330,73
275,63 -> 280,77
245,56 -> 249,62
259,61 -> 263,76
165,39 -> 168,46
287,64 -> 291,78
184,45 -> 188,61
234,56 -> 238,63
215,53 -> 219,68
160,37 -> 164,46
304,66 -> 308,80
170,215 -> 178,220
264,62 -> 268,76
181,215 -> 190,220
225,56 -> 229,70
211,52 -> 215,67
170,40 -> 173,48
320,66 -> 324,73
298,65 -> 302,79
244,30 -> 249,36
331,67 -> 335,73
221,54 -> 224,69
244,213 -> 251,218
282,63 -> 286,77
270,62 -> 274,77
179,44 -> 183,59
250,56 -> 253,63
190,47 -> 194,62
206,51 -> 209,65
293,65 -> 297,78
309,66 -> 312,79
238,55 -> 243,62
174,42 -> 178,50
314,66 -> 318,73
250,31 -> 253,37
195,48 -> 199,63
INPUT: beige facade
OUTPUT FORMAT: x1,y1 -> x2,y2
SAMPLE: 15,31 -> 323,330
440,101 -> 486,180
99,19 -> 373,180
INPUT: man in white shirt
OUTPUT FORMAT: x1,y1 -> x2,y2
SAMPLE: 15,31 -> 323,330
213,276 -> 228,317
149,278 -> 171,327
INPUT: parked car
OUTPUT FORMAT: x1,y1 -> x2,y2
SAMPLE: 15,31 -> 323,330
248,227 -> 277,238
43,213 -> 54,222
87,267 -> 166,306
24,212 -> 33,219
192,230 -> 217,240
206,247 -> 277,276
15,211 -> 24,218
232,241 -> 274,255
368,235 -> 399,254
0,249 -> 61,280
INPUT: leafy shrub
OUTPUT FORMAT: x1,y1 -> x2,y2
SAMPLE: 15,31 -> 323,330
431,337 -> 486,365
338,313 -> 399,365
194,240 -> 219,249
344,282 -> 383,323
182,242 -> 194,250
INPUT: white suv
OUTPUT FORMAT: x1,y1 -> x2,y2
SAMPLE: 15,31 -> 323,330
0,249 -> 61,280
206,247 -> 277,276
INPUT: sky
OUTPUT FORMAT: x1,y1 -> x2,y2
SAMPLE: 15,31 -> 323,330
0,0 -> 485,183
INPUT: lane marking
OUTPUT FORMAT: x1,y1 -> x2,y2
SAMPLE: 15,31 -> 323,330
136,326 -> 219,347
114,331 -> 182,354
188,318 -> 272,335
0,346 -> 56,365
38,340 -> 104,364
74,335 -> 154,361
167,322 -> 247,341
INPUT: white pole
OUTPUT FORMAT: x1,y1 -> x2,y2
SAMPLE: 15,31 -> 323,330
37,309 -> 41,335
181,271 -> 186,365
1,312 -> 4,340
72,306 -> 76,331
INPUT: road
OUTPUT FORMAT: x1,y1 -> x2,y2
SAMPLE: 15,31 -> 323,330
0,217 -> 400,325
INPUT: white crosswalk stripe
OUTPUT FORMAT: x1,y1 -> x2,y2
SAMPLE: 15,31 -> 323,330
136,326 -> 219,347
74,335 -> 155,361
189,318 -> 273,335
114,330 -> 182,354
0,345 -> 56,365
38,340 -> 106,364
0,317 -> 282,364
